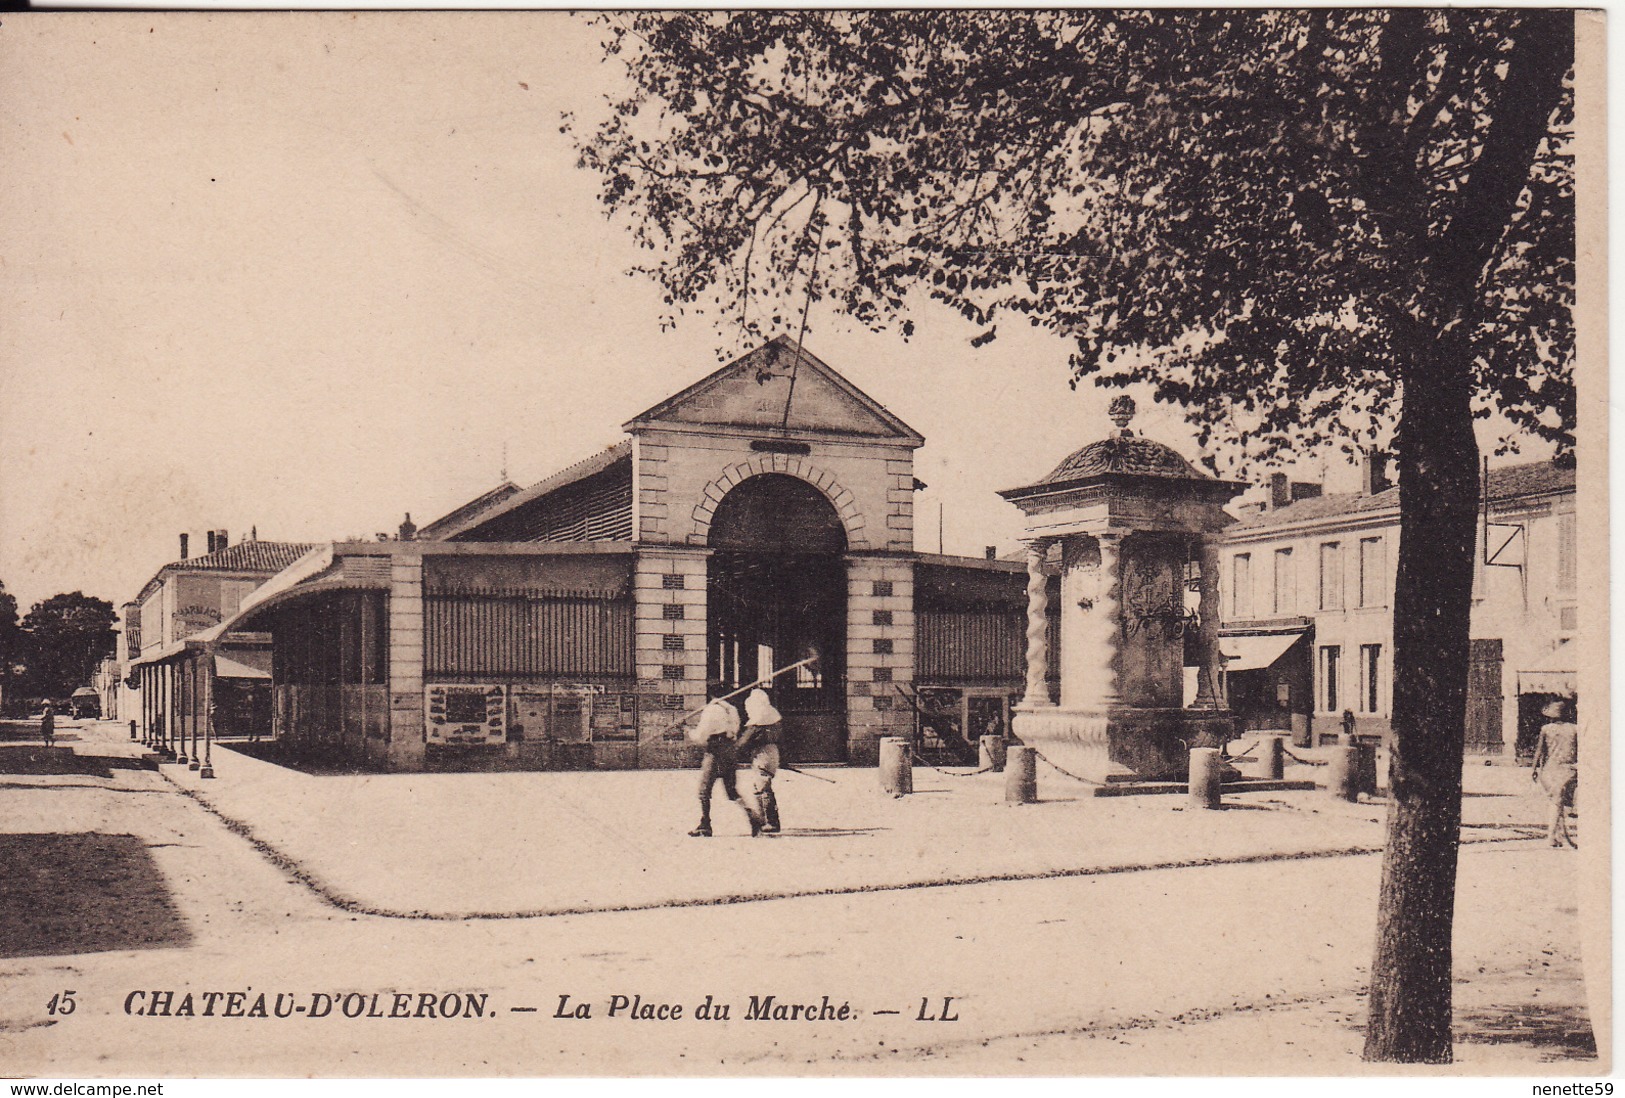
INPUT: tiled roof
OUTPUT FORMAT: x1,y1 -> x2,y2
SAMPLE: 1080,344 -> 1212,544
171,540 -> 320,574
1486,459 -> 1576,501
134,540 -> 321,605
1231,459 -> 1574,531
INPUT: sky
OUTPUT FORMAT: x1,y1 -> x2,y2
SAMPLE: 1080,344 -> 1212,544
0,13 -> 1559,614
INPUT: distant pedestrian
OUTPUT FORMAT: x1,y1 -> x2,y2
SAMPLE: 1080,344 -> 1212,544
686,688 -> 763,838
39,704 -> 55,748
737,687 -> 783,834
1531,697 -> 1578,848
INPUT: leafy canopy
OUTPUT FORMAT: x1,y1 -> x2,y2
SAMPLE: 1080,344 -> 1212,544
571,10 -> 1573,469
21,591 -> 117,698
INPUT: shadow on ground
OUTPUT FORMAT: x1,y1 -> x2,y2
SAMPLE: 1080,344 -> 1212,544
220,741 -> 373,776
0,747 -> 157,778
1457,1000 -> 1598,1061
0,833 -> 191,958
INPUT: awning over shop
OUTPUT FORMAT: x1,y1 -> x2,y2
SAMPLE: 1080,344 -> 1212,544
1220,632 -> 1304,672
214,653 -> 272,680
1518,641 -> 1576,696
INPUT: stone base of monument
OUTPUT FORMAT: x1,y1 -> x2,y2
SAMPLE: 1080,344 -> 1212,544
1013,704 -> 1238,782
1013,704 -> 1316,797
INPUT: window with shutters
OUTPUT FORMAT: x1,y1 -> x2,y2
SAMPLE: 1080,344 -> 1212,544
1320,645 -> 1341,712
1272,548 -> 1294,615
1360,644 -> 1382,713
1358,537 -> 1386,608
1556,512 -> 1577,592
1319,542 -> 1344,610
1231,553 -> 1252,618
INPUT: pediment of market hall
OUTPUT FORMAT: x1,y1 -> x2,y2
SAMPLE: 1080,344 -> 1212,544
623,337 -> 924,553
624,336 -> 925,443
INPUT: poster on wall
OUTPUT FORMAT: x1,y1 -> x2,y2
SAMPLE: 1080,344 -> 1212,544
424,684 -> 506,745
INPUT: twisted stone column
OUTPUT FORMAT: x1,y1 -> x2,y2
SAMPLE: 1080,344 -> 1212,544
1092,533 -> 1125,709
1021,539 -> 1053,708
1193,539 -> 1226,708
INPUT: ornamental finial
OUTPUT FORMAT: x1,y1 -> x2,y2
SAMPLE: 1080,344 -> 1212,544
1108,394 -> 1137,436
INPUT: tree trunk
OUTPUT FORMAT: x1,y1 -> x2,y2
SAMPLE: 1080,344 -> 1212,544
1362,330 -> 1480,1063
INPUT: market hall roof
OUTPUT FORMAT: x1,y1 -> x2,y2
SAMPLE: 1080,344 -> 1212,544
418,481 -> 522,541
433,441 -> 634,542
622,336 -> 924,445
1228,459 -> 1575,531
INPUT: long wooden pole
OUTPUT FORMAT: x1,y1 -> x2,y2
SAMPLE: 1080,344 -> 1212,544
662,655 -> 819,732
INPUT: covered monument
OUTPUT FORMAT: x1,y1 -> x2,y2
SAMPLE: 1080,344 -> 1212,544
999,396 -> 1246,780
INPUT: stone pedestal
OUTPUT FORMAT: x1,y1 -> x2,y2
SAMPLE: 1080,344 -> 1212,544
1013,704 -> 1234,781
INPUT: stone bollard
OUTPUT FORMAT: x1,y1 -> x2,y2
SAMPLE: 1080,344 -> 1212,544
1258,735 -> 1286,781
879,736 -> 913,796
1326,744 -> 1360,802
979,735 -> 1008,773
1189,747 -> 1224,809
1004,745 -> 1037,804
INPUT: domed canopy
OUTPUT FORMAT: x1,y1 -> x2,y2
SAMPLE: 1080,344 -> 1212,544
1035,434 -> 1208,486
998,396 -> 1243,529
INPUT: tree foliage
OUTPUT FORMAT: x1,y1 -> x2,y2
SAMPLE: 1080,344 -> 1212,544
20,591 -> 117,700
570,9 -> 1573,471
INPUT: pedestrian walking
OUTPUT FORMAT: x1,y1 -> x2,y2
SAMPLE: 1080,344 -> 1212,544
39,703 -> 55,748
687,687 -> 764,838
1531,697 -> 1578,848
737,687 -> 783,834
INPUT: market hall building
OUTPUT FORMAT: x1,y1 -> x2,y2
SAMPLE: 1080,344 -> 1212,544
216,339 -> 1047,771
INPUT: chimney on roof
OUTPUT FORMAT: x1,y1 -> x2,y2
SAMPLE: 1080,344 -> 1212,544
985,545 -> 998,560
1290,481 -> 1323,503
179,533 -> 189,560
399,513 -> 417,542
1360,451 -> 1392,496
216,529 -> 229,550
250,525 -> 257,542
1268,472 -> 1291,510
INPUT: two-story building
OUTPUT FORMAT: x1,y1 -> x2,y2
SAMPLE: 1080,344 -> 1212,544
125,532 -> 316,754
1216,456 -> 1576,755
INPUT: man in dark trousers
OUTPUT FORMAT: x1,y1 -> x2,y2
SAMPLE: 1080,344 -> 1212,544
736,687 -> 782,834
687,686 -> 764,838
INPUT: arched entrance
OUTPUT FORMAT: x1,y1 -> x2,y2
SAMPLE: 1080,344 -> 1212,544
708,474 -> 848,762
